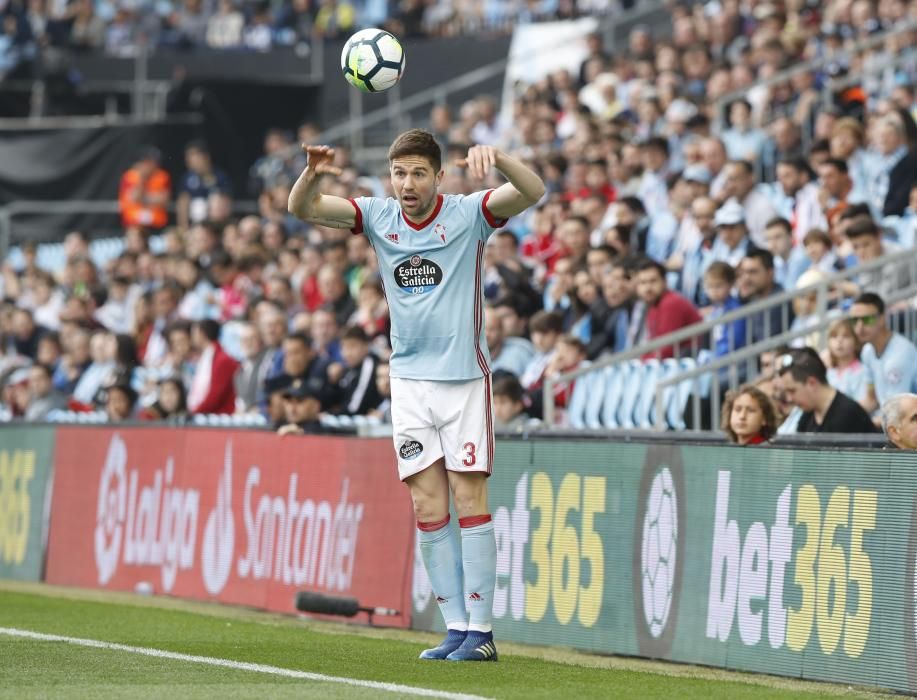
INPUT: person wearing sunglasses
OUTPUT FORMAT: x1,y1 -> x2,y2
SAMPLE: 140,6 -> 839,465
775,347 -> 879,434
849,292 -> 917,417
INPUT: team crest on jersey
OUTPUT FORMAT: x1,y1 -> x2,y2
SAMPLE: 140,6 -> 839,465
399,440 -> 423,460
384,232 -> 400,244
433,223 -> 446,243
394,255 -> 443,295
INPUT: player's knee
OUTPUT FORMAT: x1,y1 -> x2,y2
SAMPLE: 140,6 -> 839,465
411,494 -> 448,523
450,476 -> 488,518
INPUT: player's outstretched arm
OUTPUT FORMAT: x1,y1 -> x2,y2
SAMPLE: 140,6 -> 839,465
288,145 -> 357,229
458,146 -> 546,219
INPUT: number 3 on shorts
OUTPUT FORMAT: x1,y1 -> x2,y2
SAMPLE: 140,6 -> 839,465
462,442 -> 477,467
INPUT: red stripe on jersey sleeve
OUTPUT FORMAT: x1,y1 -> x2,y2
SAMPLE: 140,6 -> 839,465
481,189 -> 508,229
348,198 -> 364,235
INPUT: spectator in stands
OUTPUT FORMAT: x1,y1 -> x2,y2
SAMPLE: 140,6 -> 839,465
703,261 -> 746,359
722,99 -> 767,163
721,385 -> 778,445
176,140 -> 232,231
532,333 -> 587,420
710,199 -> 754,270
329,326 -> 381,416
272,331 -> 331,407
72,329 -> 115,406
276,379 -> 326,436
801,228 -> 841,276
763,217 -> 808,291
841,218 -> 912,301
776,347 -> 879,434
824,318 -> 869,409
104,382 -> 137,423
233,321 -> 266,413
187,319 -> 239,415
588,261 -> 633,358
867,113 -> 917,217
485,306 -> 534,378
368,359 -> 391,423
737,250 -> 792,344
773,157 -> 826,241
719,160 -> 777,247
144,376 -> 189,424
492,375 -> 531,431
817,158 -> 865,225
54,325 -> 91,395
206,0 -> 244,48
311,308 -> 342,363
520,310 -> 563,390
789,269 -> 831,350
850,293 -> 917,415
318,265 -> 356,328
118,147 -> 171,230
632,258 -> 702,359
9,307 -> 46,360
882,393 -> 917,450
24,363 -> 66,421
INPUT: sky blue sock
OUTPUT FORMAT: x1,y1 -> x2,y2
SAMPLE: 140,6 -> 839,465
460,515 -> 496,634
418,516 -> 467,631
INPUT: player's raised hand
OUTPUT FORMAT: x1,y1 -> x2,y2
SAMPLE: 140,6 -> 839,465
303,144 -> 343,176
456,145 -> 498,180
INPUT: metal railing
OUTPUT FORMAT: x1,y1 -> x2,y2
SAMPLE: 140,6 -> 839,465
652,280 -> 917,431
543,247 -> 917,425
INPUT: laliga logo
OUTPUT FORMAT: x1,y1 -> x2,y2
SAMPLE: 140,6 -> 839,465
202,442 -> 235,596
95,434 -> 128,585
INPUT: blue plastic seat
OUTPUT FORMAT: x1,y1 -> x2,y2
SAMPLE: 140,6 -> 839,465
600,365 -> 624,429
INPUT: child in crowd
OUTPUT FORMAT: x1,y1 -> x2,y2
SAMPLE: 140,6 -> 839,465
520,310 -> 564,389
824,318 -> 870,408
802,229 -> 840,275
492,375 -> 531,431
702,262 -> 747,359
789,268 -> 831,349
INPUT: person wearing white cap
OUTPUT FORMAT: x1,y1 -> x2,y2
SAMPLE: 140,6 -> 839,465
711,199 -> 755,268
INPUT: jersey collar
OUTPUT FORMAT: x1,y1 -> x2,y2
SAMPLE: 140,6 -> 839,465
402,194 -> 444,231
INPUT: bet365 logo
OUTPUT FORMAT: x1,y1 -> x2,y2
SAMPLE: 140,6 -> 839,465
0,449 -> 35,567
706,470 -> 876,657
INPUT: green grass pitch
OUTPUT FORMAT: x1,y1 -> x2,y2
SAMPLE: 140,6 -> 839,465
0,581 -> 894,699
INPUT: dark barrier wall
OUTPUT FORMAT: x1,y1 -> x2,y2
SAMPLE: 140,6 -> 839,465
412,439 -> 917,694
45,427 -> 415,627
0,426 -> 55,581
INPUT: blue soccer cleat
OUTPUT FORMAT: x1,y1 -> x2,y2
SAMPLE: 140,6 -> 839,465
419,629 -> 467,660
445,630 -> 498,662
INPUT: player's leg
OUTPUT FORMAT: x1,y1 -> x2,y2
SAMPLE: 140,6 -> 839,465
436,376 -> 498,662
392,378 -> 468,659
407,462 -> 469,659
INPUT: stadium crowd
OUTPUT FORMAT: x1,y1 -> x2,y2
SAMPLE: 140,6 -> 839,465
0,0 -> 618,73
1,0 -> 917,440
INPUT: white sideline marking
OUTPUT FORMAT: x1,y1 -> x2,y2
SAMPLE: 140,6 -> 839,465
0,627 -> 493,700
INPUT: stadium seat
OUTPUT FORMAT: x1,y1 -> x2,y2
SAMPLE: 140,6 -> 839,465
668,358 -> 698,431
565,361 -> 592,429
634,359 -> 663,429
600,364 -> 625,429
617,360 -> 645,429
583,368 -> 608,429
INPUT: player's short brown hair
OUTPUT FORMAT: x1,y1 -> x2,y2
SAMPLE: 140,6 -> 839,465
388,129 -> 442,172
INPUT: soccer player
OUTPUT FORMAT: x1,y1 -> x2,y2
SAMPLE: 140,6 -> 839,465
288,129 -> 545,661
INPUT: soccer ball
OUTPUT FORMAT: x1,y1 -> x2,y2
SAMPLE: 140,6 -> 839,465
640,467 -> 678,638
340,28 -> 405,93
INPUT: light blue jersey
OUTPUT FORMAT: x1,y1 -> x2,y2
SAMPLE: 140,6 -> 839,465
862,333 -> 917,404
350,190 -> 506,381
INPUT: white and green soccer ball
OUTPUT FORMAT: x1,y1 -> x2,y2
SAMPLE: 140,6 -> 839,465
340,28 -> 405,93
640,467 -> 678,638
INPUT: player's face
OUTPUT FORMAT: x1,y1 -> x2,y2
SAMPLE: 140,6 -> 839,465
390,156 -> 443,220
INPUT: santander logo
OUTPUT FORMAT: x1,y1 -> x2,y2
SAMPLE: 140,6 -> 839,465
91,435 -> 365,599
201,443 -> 235,596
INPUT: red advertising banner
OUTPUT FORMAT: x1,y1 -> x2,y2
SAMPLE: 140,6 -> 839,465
46,427 -> 415,627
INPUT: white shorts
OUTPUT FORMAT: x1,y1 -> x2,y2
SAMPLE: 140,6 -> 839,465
390,375 -> 494,481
